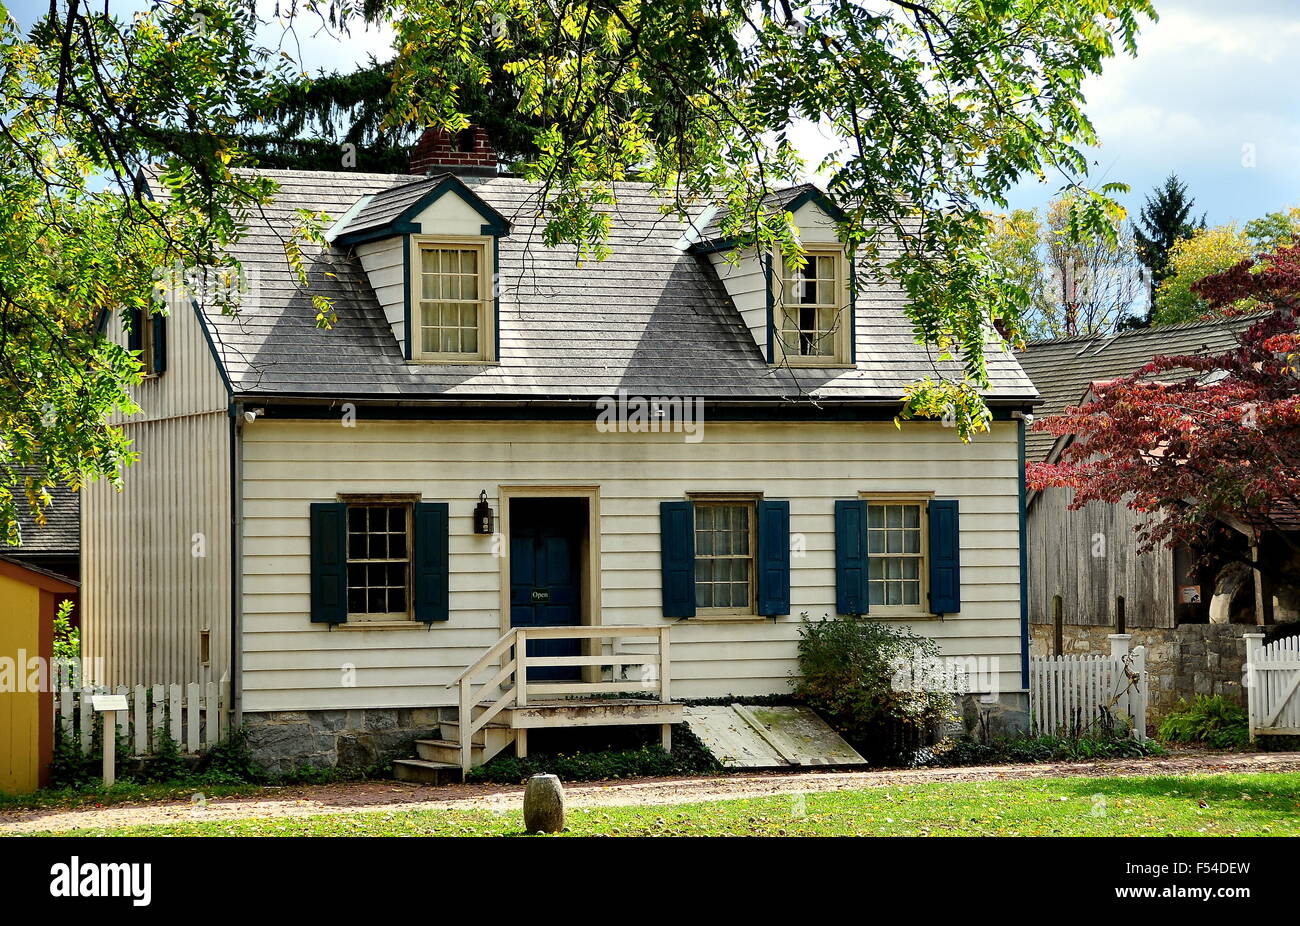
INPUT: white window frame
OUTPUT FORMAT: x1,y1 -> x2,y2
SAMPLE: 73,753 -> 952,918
859,492 -> 932,618
772,245 -> 852,367
689,493 -> 760,618
342,495 -> 417,623
410,234 -> 495,363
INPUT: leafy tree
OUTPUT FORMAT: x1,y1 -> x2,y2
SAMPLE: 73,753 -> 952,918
0,1 -> 289,544
986,199 -> 1144,340
1133,173 -> 1204,307
385,0 -> 1155,435
1028,244 -> 1300,586
1151,224 -> 1255,326
1244,207 -> 1300,254
0,0 -> 1157,539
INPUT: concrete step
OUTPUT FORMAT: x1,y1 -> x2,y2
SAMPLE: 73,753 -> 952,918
416,738 -> 483,764
393,758 -> 462,785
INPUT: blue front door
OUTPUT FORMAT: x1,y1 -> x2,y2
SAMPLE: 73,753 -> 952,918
510,499 -> 583,681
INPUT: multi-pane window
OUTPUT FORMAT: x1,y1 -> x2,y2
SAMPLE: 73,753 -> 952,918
418,243 -> 486,358
346,504 -> 411,619
868,502 -> 925,608
694,501 -> 755,611
778,251 -> 846,361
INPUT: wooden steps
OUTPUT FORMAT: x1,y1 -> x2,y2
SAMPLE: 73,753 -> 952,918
392,757 -> 462,785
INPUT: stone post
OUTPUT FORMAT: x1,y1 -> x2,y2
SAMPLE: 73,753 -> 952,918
523,773 -> 565,834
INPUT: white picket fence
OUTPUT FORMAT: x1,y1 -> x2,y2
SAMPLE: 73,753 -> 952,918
1245,633 -> 1300,739
1029,634 -> 1148,740
54,662 -> 230,756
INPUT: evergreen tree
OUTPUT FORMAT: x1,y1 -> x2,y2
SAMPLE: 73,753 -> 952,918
1134,173 -> 1204,308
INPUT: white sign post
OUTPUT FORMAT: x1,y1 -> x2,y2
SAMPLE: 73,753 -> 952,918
92,694 -> 128,786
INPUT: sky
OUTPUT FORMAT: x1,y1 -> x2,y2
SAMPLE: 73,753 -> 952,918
9,0 -> 1299,227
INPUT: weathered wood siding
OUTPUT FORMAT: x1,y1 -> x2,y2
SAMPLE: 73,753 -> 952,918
1027,486 -> 1174,629
239,417 -> 1024,712
82,303 -> 232,685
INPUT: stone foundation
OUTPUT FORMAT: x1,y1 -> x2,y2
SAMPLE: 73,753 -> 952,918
243,708 -> 441,775
1029,623 -> 1256,718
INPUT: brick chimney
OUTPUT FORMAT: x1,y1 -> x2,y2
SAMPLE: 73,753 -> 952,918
409,126 -> 498,176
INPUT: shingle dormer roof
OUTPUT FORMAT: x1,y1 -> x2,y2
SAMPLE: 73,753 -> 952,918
688,183 -> 846,252
0,466 -> 79,557
329,172 -> 511,245
165,169 -> 1037,405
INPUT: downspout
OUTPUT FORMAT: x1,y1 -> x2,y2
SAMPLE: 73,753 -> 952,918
229,402 -> 244,726
1012,410 -> 1032,690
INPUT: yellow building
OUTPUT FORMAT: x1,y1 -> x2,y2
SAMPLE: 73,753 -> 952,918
0,556 -> 77,794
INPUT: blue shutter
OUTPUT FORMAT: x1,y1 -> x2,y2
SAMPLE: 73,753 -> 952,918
928,499 -> 961,614
834,499 -> 869,615
413,502 -> 450,622
756,500 -> 790,616
152,312 -> 167,375
659,501 -> 696,618
310,502 -> 348,623
126,308 -> 143,354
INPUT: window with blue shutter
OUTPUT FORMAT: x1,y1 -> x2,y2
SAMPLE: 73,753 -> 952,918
928,499 -> 961,614
834,499 -> 869,615
756,500 -> 790,616
413,502 -> 450,622
659,501 -> 696,618
126,308 -> 143,354
310,502 -> 348,623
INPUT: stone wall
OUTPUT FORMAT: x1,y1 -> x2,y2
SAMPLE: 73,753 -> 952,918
243,708 -> 441,775
1028,623 -> 1256,718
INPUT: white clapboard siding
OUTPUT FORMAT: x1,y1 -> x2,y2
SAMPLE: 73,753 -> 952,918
1030,639 -> 1147,739
240,417 -> 1026,713
55,675 -> 230,756
1245,634 -> 1300,738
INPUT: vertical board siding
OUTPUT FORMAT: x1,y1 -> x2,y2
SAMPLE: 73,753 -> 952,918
82,412 -> 232,686
1028,486 -> 1174,629
239,418 -> 1024,712
85,274 -> 232,687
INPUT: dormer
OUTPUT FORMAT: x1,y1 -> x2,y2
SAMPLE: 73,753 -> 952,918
329,167 -> 511,364
688,185 -> 853,368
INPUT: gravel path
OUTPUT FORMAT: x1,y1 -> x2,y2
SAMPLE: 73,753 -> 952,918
5,750 -> 1299,834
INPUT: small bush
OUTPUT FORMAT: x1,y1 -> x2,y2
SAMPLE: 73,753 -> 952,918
197,725 -> 265,784
468,724 -> 721,784
1158,695 -> 1251,750
793,615 -> 953,764
929,733 -> 1164,767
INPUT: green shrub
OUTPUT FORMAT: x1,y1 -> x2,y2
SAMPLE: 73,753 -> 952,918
1157,695 -> 1250,750
793,615 -> 953,764
197,725 -> 265,783
467,724 -> 721,784
930,733 -> 1164,767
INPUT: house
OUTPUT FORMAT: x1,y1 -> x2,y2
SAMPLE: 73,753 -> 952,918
1,467 -> 80,583
82,128 -> 1040,775
0,556 -> 76,793
1017,314 -> 1280,716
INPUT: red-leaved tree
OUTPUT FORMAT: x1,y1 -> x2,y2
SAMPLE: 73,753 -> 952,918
1027,243 -> 1300,584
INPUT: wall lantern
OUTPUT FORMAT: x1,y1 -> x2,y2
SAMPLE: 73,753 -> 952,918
474,490 -> 495,535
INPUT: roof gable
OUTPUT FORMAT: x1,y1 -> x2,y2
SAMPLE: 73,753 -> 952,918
687,184 -> 848,254
331,173 -> 511,246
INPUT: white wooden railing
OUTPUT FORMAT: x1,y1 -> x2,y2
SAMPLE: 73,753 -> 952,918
54,668 -> 230,756
1030,634 -> 1147,741
1245,633 -> 1300,739
451,625 -> 671,774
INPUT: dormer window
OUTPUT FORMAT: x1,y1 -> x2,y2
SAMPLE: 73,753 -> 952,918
774,247 -> 850,366
413,236 -> 494,362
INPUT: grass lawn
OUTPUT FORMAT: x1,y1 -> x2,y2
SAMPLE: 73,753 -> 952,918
23,771 -> 1300,836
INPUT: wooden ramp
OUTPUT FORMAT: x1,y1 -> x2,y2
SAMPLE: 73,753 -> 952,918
683,703 -> 867,769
